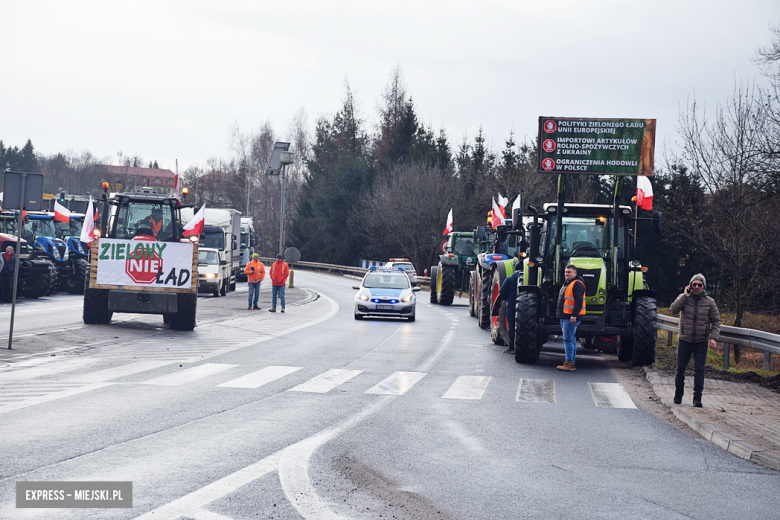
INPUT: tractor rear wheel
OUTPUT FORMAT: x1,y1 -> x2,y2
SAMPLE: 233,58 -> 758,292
22,261 -> 55,299
468,271 -> 476,317
477,266 -> 491,329
438,264 -> 457,305
170,293 -> 197,331
67,258 -> 89,294
429,266 -> 439,304
631,296 -> 657,366
514,292 -> 544,364
83,287 -> 112,324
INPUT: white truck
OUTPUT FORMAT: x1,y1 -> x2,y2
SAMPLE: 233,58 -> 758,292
182,207 -> 241,292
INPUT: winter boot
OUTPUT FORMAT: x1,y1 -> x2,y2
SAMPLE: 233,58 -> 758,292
247,305 -> 252,310
674,387 -> 684,405
268,308 -> 276,313
556,360 -> 576,372
693,393 -> 703,408
281,307 -> 285,313
253,305 -> 260,310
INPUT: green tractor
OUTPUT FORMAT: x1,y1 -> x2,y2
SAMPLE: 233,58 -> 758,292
511,175 -> 661,366
429,232 -> 480,306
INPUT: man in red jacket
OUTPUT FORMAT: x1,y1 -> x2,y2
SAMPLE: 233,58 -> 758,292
268,253 -> 289,313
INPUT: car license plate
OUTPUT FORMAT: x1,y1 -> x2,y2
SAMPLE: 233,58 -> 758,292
377,304 -> 394,310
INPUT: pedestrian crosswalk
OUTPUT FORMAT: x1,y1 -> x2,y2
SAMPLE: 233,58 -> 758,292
0,358 -> 640,413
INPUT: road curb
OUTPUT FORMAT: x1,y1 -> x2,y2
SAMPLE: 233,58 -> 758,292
644,368 -> 780,471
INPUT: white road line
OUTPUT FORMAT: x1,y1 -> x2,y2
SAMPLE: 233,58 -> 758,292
0,383 -> 114,414
442,376 -> 491,400
589,382 -> 636,409
217,366 -> 303,389
141,364 -> 238,386
289,369 -> 362,393
516,378 -> 556,404
365,371 -> 427,395
0,358 -> 99,381
67,360 -> 177,383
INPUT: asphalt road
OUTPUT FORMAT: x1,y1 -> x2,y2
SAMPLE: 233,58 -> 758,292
0,271 -> 777,520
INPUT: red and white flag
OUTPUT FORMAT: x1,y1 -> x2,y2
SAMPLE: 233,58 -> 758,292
183,203 -> 206,237
53,201 -> 72,223
442,208 -> 453,235
491,198 -> 506,227
175,159 -> 180,200
511,194 -> 521,213
80,197 -> 95,244
497,193 -> 508,217
637,176 -> 653,210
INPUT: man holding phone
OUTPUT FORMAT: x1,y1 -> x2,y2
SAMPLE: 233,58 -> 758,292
669,273 -> 720,407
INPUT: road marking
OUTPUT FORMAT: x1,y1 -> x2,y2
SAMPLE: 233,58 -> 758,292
218,366 -> 303,389
516,378 -> 556,404
141,363 -> 239,386
68,360 -> 177,383
0,383 -> 114,414
589,382 -> 636,409
442,376 -> 491,399
365,371 -> 427,395
289,369 -> 362,393
0,357 -> 98,381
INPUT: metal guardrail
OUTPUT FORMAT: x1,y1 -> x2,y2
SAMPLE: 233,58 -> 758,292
257,257 -> 432,286
658,314 -> 779,370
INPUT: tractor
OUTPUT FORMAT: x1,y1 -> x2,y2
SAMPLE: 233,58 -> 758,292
429,232 -> 480,306
0,211 -> 57,298
53,213 -> 91,294
510,175 -> 661,366
22,211 -> 89,294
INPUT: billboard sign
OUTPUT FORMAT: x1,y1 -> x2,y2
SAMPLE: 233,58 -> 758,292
537,117 -> 656,175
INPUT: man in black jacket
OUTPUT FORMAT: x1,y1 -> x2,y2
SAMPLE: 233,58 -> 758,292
0,246 -> 16,301
556,264 -> 586,371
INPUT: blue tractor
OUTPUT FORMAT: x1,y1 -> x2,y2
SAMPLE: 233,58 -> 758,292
53,213 -> 91,294
0,211 -> 57,298
22,212 -> 88,294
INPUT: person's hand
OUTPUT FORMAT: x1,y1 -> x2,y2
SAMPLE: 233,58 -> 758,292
709,339 -> 717,349
685,285 -> 692,296
570,316 -> 577,324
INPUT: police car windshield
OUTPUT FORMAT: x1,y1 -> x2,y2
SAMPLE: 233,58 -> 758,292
363,273 -> 409,289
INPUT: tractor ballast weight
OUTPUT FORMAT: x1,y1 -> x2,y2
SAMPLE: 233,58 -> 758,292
512,175 -> 660,366
429,231 -> 480,306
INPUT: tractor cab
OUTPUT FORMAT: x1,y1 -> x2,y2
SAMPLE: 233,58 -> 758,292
23,212 -> 69,264
103,193 -> 184,242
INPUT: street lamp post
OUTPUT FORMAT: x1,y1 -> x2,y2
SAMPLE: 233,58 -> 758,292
265,142 -> 294,256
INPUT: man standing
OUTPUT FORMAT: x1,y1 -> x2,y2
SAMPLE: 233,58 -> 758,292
0,246 -> 16,302
244,253 -> 265,310
669,273 -> 720,407
498,271 -> 520,354
268,253 -> 289,313
556,264 -> 586,371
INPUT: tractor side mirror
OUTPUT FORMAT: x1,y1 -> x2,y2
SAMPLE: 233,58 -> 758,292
476,226 -> 485,239
654,211 -> 663,234
512,207 -> 522,231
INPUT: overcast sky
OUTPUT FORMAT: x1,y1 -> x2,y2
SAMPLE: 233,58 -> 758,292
1,1 -> 778,172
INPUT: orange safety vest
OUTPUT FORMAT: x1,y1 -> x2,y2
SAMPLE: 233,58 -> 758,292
245,259 -> 266,283
150,217 -> 162,237
269,260 -> 289,286
563,279 -> 587,316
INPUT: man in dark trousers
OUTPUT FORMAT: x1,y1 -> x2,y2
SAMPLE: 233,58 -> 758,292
0,246 -> 16,301
556,263 -> 586,371
268,253 -> 290,313
669,273 -> 720,407
498,271 -> 520,353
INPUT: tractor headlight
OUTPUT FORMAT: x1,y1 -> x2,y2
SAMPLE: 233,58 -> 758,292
599,297 -> 605,303
62,248 -> 69,261
598,289 -> 604,295
50,247 -> 62,261
401,294 -> 414,303
591,297 -> 597,303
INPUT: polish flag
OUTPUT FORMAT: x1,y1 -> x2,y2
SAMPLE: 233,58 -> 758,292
637,176 -> 653,210
497,193 -> 508,217
80,197 -> 95,244
511,194 -> 521,213
442,208 -> 453,235
183,203 -> 206,237
491,198 -> 506,227
53,201 -> 72,223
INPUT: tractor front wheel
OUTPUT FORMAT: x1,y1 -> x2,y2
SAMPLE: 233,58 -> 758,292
437,264 -> 457,306
429,266 -> 439,304
170,293 -> 197,331
631,296 -> 657,366
468,271 -> 477,317
514,292 -> 544,363
477,266 -> 491,329
83,287 -> 112,324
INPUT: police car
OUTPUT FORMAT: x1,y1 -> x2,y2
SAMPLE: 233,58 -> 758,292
384,258 -> 418,286
353,267 -> 420,321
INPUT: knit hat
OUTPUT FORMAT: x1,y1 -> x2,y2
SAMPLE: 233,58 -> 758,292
689,273 -> 706,288
253,253 -> 259,258
276,253 -> 284,260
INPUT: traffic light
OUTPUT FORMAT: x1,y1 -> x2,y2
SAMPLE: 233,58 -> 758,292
58,192 -> 65,203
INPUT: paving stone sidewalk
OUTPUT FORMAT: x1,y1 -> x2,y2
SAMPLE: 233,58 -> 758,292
646,369 -> 780,471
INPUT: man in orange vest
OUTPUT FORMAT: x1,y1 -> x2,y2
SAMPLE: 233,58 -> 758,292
268,253 -> 290,313
245,253 -> 266,310
556,264 -> 586,371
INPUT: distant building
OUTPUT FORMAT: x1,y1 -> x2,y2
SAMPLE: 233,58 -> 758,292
99,165 -> 177,195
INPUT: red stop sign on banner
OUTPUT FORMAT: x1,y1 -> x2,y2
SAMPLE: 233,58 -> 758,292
543,139 -> 556,153
126,243 -> 163,284
542,158 -> 556,171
